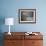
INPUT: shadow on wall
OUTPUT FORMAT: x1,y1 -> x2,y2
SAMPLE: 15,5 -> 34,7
0,16 -> 5,46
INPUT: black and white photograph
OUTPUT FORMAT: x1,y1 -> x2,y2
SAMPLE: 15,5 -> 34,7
19,9 -> 36,23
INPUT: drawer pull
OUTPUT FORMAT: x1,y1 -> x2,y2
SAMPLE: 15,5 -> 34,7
32,42 -> 35,44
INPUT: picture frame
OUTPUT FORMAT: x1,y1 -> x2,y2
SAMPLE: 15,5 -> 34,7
18,9 -> 36,23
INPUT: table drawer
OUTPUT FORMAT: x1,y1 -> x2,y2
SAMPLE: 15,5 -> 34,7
4,40 -> 16,46
4,35 -> 24,40
24,40 -> 43,46
25,35 -> 43,40
4,40 -> 24,46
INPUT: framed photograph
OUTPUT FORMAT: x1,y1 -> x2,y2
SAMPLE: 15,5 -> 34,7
18,9 -> 36,23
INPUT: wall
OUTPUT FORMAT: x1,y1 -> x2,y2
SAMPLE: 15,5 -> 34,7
0,0 -> 46,32
0,0 -> 46,46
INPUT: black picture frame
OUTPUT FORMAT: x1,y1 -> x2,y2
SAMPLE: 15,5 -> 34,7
18,9 -> 36,24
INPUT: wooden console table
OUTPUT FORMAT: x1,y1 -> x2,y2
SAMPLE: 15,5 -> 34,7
4,32 -> 43,46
